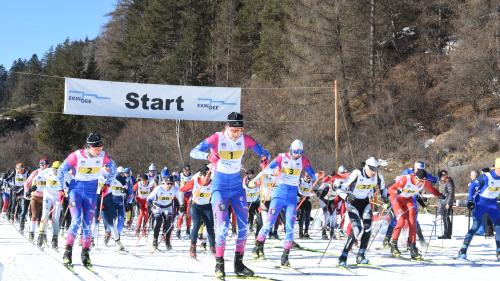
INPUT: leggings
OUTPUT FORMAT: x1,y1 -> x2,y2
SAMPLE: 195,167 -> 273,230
2,192 -> 9,213
257,194 -> 297,250
190,203 -> 215,247
39,196 -> 62,237
136,197 -> 149,232
153,210 -> 173,243
391,196 -> 418,243
176,196 -> 192,230
212,188 -> 248,258
102,195 -> 125,239
65,188 -> 97,249
298,198 -> 312,234
461,199 -> 500,253
341,198 -> 372,257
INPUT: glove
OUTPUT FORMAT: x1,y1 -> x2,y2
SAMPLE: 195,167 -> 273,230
259,156 -> 269,170
101,184 -> 110,194
125,203 -> 133,212
382,203 -> 390,210
346,193 -> 356,204
439,194 -> 446,200
30,185 -> 37,192
467,200 -> 474,210
248,180 -> 256,188
208,152 -> 220,162
179,205 -> 185,213
396,188 -> 402,195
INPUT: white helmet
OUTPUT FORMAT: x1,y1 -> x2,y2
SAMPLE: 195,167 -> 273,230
290,139 -> 304,155
338,165 -> 348,174
117,166 -> 124,173
365,157 -> 380,172
148,163 -> 156,171
414,161 -> 425,170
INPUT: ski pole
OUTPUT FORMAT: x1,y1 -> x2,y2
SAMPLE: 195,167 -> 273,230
95,192 -> 105,247
366,207 -> 389,252
318,218 -> 337,265
424,206 -> 438,257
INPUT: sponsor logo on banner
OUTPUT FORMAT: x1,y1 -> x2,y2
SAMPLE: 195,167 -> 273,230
67,90 -> 111,104
196,98 -> 237,111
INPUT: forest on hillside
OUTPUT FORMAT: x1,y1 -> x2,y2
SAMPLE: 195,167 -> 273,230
0,0 -> 498,186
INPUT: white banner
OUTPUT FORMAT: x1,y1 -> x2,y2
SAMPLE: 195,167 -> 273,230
64,78 -> 240,121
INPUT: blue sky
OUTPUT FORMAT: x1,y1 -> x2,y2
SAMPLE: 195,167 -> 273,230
0,0 -> 116,68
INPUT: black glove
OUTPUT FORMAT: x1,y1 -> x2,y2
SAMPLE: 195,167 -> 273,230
179,205 -> 186,213
346,193 -> 356,204
439,194 -> 446,200
396,188 -> 402,195
30,185 -> 37,192
125,203 -> 133,212
467,201 -> 474,210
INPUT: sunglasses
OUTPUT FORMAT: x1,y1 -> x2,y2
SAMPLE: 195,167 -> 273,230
166,182 -> 174,185
291,149 -> 303,155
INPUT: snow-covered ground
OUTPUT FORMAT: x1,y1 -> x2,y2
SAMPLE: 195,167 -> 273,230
1,211 -> 498,281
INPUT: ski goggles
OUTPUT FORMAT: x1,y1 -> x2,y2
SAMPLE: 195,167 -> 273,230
291,149 -> 303,155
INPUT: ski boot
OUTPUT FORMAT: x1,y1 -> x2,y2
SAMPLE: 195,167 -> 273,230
215,257 -> 225,280
190,243 -> 197,259
63,245 -> 73,266
356,250 -> 369,264
165,240 -> 172,250
330,229 -> 336,240
152,238 -> 159,250
292,241 -> 301,249
496,251 -> 499,262
252,240 -> 264,259
390,240 -> 401,257
382,236 -> 390,248
115,238 -> 125,251
409,243 -> 422,260
299,228 -> 304,238
28,232 -> 35,242
176,229 -> 181,240
234,252 -> 254,276
321,229 -> 328,240
339,229 -> 345,238
201,241 -> 207,252
338,252 -> 348,267
303,232 -> 311,239
281,249 -> 290,266
186,228 -> 191,237
81,248 -> 91,267
104,231 -> 111,246
37,232 -> 46,247
457,247 -> 467,260
52,235 -> 58,250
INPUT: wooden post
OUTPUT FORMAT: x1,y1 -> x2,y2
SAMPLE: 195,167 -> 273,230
334,80 -> 339,170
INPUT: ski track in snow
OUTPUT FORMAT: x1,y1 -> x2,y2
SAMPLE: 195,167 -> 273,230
1,213 -> 498,281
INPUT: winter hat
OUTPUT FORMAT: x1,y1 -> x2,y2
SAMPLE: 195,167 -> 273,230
227,112 -> 244,128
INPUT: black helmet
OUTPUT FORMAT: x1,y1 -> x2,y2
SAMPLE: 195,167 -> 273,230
198,164 -> 210,176
86,132 -> 103,147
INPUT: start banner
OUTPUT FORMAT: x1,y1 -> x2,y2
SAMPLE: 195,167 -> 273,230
64,78 -> 241,121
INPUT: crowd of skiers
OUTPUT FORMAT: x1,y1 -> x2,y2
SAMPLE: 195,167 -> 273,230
1,111 -> 499,281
